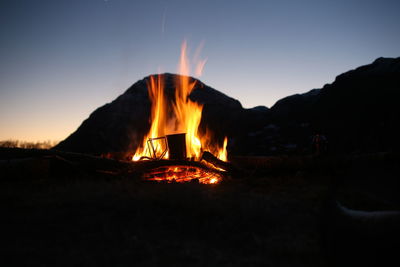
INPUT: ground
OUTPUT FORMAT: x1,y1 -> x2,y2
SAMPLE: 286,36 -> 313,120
1,149 -> 399,266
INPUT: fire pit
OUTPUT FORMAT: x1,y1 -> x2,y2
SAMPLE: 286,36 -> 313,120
142,161 -> 224,184
132,42 -> 229,184
133,133 -> 228,184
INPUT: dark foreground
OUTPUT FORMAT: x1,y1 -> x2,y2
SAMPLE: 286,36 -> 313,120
1,148 -> 399,266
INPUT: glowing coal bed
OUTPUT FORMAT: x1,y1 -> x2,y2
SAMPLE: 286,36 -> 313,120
142,164 -> 223,184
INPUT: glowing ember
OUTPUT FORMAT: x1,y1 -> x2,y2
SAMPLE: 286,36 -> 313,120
132,40 -> 228,184
143,165 -> 222,184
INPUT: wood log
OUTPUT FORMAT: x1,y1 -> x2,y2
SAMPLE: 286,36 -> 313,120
200,151 -> 232,171
129,159 -> 226,175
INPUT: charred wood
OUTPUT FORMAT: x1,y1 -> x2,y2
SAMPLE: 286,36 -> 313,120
200,151 -> 232,171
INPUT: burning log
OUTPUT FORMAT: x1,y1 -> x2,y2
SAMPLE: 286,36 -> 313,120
132,133 -> 230,183
201,151 -> 231,171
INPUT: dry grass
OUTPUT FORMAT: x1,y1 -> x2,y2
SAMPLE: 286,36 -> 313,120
0,140 -> 59,149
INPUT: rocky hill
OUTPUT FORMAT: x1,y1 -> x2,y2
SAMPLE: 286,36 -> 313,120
264,57 -> 400,154
55,57 -> 400,156
54,73 -> 269,156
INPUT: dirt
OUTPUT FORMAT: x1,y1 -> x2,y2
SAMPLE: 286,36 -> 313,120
1,149 -> 399,266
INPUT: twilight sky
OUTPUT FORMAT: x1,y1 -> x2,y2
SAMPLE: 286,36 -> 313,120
1,0 -> 399,142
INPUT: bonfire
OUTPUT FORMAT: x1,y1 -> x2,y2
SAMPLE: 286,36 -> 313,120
132,41 -> 228,184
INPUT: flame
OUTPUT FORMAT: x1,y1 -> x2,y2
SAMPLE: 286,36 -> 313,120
132,75 -> 169,160
217,137 -> 228,162
132,40 -> 228,183
195,59 -> 207,77
193,43 -> 207,76
173,40 -> 203,159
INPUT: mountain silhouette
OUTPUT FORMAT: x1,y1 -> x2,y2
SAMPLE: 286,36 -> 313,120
54,57 -> 400,156
265,57 -> 400,154
54,73 -> 269,155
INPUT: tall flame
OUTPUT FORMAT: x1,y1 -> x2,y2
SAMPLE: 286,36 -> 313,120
132,75 -> 168,160
173,41 -> 203,159
132,40 -> 228,163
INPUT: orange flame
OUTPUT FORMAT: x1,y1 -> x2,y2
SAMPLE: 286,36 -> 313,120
132,75 -> 169,160
132,40 -> 228,182
173,40 -> 203,159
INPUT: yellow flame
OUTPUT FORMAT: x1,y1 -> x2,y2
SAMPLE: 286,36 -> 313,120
173,40 -> 203,159
132,75 -> 169,160
217,137 -> 228,162
132,40 -> 228,164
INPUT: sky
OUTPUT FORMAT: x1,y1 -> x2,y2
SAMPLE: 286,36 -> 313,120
0,0 -> 399,142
